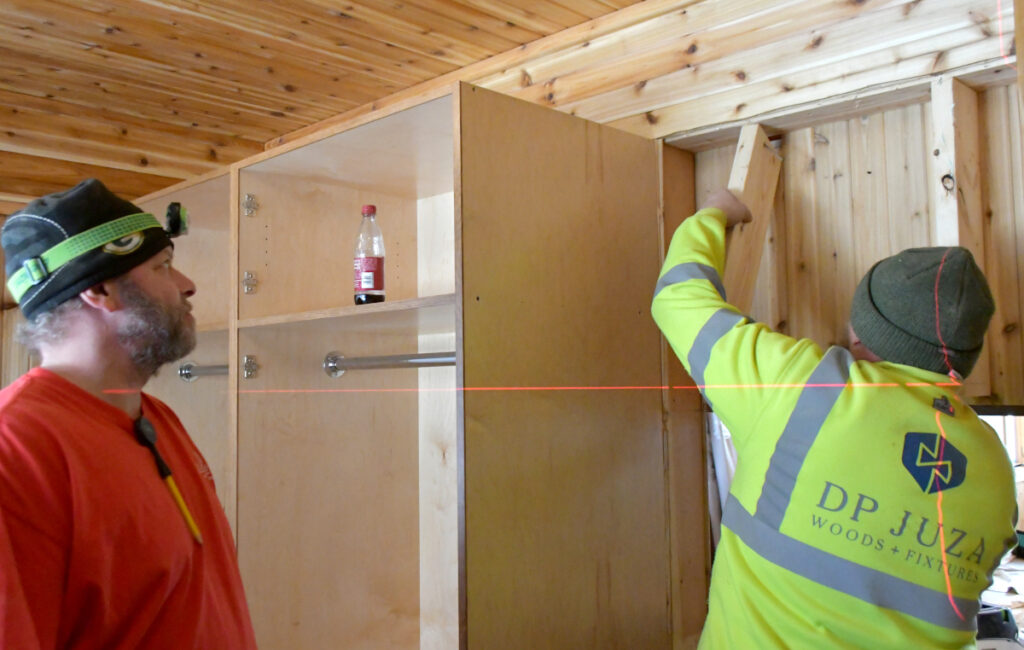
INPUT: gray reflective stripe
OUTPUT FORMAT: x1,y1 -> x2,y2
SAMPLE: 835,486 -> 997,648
723,497 -> 979,631
653,262 -> 726,300
756,346 -> 854,530
687,309 -> 746,400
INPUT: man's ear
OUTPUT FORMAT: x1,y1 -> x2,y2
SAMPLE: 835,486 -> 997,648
848,324 -> 882,363
79,280 -> 121,312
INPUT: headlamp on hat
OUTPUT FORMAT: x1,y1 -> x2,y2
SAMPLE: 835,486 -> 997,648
165,202 -> 189,238
7,203 -> 188,305
1,178 -> 189,320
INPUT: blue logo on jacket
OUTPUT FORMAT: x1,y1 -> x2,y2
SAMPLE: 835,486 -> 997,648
902,433 -> 967,493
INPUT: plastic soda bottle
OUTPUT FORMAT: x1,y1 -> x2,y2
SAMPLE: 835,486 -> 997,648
353,204 -> 385,304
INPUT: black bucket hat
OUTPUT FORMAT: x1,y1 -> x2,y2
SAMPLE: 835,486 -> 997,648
2,178 -> 186,321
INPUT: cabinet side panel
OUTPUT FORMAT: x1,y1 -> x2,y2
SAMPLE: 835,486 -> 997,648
661,144 -> 709,650
459,85 -> 667,648
417,192 -> 459,649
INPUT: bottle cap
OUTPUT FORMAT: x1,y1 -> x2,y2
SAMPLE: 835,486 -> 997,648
361,204 -> 376,216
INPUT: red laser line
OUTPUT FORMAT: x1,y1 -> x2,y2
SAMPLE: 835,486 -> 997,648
215,380 -> 956,395
931,249 -> 965,620
997,0 -> 1017,70
934,409 -> 966,621
934,249 -> 956,378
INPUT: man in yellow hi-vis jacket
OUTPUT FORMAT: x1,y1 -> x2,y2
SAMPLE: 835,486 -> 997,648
652,189 -> 1017,648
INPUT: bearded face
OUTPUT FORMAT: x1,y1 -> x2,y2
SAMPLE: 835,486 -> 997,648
114,277 -> 196,377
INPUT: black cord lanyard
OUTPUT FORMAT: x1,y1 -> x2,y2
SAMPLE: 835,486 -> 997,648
133,416 -> 203,545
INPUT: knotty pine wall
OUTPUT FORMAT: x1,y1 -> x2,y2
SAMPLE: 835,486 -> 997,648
692,82 -> 1023,405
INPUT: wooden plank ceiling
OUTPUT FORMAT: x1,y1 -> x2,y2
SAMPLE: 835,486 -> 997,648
0,0 -> 640,211
0,0 -> 1015,215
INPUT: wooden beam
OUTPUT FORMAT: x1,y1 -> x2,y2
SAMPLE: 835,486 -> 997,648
0,150 -> 179,201
0,136 -> 193,181
723,124 -> 782,314
0,67 -> 317,141
980,84 -> 1024,406
929,75 -> 990,397
664,57 -> 1016,152
0,87 -> 276,147
0,91 -> 262,178
608,2 -> 1007,140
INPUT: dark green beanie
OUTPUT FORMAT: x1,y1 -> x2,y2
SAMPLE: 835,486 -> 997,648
849,246 -> 994,377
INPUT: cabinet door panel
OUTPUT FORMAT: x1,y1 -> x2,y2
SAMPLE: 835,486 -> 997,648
459,84 -> 667,648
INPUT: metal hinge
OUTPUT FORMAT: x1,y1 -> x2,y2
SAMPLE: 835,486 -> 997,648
242,271 -> 258,294
242,355 -> 259,379
242,193 -> 260,217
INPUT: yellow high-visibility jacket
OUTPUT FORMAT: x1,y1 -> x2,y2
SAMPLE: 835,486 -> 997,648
652,208 -> 1017,649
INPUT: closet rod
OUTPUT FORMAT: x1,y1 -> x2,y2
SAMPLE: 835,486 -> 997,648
323,351 -> 455,377
178,362 -> 229,383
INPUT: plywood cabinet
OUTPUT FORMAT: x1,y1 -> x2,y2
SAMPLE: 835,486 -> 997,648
227,82 -> 683,649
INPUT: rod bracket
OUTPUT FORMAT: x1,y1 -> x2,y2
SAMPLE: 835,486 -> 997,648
323,351 -> 346,378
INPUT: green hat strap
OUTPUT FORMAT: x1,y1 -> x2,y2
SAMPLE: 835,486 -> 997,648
7,212 -> 162,304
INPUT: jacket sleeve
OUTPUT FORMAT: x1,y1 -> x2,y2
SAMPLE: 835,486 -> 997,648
651,208 -> 826,446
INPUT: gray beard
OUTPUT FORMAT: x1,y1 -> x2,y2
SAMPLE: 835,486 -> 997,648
115,278 -> 196,378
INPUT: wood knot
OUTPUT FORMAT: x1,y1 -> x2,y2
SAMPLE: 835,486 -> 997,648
941,174 -> 955,191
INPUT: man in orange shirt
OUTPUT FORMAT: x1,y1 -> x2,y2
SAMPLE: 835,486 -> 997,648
0,178 -> 256,648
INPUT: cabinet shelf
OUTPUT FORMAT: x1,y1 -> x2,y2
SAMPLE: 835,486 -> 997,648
197,321 -> 229,333
236,293 -> 455,335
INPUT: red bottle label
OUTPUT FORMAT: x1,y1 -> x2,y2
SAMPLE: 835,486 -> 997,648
353,257 -> 384,292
